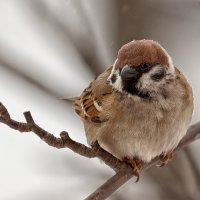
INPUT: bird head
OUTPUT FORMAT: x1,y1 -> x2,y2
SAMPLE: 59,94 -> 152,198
108,39 -> 175,99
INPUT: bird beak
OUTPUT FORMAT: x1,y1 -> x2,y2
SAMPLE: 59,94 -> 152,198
121,65 -> 140,81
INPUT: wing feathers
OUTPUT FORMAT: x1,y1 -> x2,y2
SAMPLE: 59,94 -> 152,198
73,66 -> 113,122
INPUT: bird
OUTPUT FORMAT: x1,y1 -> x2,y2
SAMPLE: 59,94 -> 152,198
71,39 -> 193,181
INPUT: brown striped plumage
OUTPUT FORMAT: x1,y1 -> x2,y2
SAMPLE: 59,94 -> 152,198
74,66 -> 113,122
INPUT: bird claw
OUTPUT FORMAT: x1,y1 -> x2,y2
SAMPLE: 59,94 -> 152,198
158,151 -> 173,167
124,157 -> 142,182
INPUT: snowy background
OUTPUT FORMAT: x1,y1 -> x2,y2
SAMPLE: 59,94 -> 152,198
0,0 -> 200,199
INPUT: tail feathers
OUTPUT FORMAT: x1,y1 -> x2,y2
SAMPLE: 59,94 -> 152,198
61,96 -> 86,118
60,97 -> 78,103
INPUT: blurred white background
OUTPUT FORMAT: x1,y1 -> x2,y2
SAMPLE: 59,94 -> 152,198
0,0 -> 200,199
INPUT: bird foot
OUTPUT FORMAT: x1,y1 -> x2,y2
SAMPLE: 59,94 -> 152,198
124,157 -> 142,182
158,151 -> 173,167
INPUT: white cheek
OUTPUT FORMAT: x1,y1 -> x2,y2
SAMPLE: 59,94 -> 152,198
113,74 -> 123,92
108,71 -> 123,92
136,65 -> 166,92
137,75 -> 159,92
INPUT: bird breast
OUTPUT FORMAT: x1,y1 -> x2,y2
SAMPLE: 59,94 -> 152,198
85,87 -> 193,162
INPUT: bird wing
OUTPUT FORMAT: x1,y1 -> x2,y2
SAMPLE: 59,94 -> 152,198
73,66 -> 113,123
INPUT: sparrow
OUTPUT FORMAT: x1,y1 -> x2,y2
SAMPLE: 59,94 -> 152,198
71,39 -> 193,180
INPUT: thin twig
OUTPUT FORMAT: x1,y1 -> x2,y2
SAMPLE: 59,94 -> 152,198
0,102 -> 200,200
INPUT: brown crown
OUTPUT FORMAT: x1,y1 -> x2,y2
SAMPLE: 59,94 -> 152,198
115,40 -> 170,68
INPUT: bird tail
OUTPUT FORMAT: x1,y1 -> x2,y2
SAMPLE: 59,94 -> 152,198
60,97 -> 78,103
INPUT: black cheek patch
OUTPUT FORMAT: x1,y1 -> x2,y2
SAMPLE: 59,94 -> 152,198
151,70 -> 165,81
111,74 -> 117,83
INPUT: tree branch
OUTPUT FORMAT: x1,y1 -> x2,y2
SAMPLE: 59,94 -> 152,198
0,102 -> 200,200
85,122 -> 200,200
0,102 -> 124,171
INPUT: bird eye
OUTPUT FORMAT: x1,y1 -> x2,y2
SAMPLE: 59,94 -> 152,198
151,70 -> 165,81
139,63 -> 151,72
